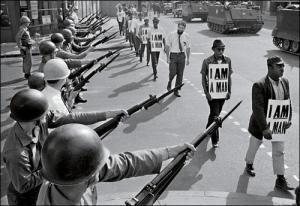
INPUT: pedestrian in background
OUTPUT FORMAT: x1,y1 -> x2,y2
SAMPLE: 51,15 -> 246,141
149,17 -> 166,81
166,21 -> 190,97
138,16 -> 151,65
244,56 -> 294,191
116,4 -> 125,36
16,16 -> 35,79
200,39 -> 232,148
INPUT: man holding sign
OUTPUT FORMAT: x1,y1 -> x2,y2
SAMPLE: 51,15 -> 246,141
244,56 -> 294,191
201,39 -> 232,148
138,17 -> 151,65
149,17 -> 166,81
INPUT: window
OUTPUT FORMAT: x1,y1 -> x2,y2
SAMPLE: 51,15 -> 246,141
1,3 -> 11,27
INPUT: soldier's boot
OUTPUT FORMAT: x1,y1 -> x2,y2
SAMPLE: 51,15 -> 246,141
245,163 -> 255,177
275,176 -> 294,191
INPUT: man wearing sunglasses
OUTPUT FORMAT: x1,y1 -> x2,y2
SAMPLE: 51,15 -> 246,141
200,39 -> 233,148
244,56 -> 294,191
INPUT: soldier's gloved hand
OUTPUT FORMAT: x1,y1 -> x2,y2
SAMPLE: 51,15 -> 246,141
166,143 -> 196,161
263,129 -> 272,140
120,110 -> 130,122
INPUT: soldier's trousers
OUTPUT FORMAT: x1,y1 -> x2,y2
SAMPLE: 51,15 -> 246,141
206,99 -> 225,145
150,51 -> 160,76
20,48 -> 32,75
7,182 -> 41,206
140,43 -> 150,64
245,136 -> 285,175
168,52 -> 185,88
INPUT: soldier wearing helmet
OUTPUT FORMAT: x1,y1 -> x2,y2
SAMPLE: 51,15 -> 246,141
28,72 -> 46,91
3,89 -> 128,206
16,16 -> 35,79
36,124 -> 196,205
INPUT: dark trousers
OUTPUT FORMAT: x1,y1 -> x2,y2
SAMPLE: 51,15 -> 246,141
117,20 -> 124,35
150,51 -> 160,76
133,35 -> 141,54
169,52 -> 185,89
206,99 -> 225,144
140,43 -> 150,64
7,182 -> 41,206
20,48 -> 32,75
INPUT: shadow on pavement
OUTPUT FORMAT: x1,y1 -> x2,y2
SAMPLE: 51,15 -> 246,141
122,95 -> 177,134
164,136 -> 216,192
108,74 -> 153,98
235,170 -> 250,193
109,63 -> 144,78
106,57 -> 139,71
267,187 -> 295,200
198,29 -> 260,38
0,78 -> 26,87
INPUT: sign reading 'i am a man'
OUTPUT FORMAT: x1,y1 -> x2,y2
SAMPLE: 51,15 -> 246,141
208,64 -> 229,99
141,28 -> 150,44
150,31 -> 164,52
266,99 -> 291,141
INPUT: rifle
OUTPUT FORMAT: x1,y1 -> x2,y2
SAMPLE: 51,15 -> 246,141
92,31 -> 118,47
72,53 -> 120,91
81,26 -> 114,47
94,84 -> 184,140
90,16 -> 110,31
125,100 -> 243,206
68,48 -> 123,79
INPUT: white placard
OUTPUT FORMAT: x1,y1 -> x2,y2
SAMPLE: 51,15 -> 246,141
266,99 -> 291,141
141,27 -> 150,44
42,15 -> 51,24
150,31 -> 163,52
208,64 -> 229,99
30,1 -> 38,19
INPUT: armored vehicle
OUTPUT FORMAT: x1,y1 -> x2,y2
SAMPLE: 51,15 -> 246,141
207,2 -> 264,34
182,0 -> 210,22
163,2 -> 173,15
272,4 -> 299,55
172,1 -> 184,18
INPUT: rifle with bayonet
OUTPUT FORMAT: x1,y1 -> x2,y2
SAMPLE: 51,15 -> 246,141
81,26 -> 113,46
68,48 -> 122,79
92,31 -> 118,47
125,100 -> 243,206
94,84 -> 184,140
72,53 -> 120,91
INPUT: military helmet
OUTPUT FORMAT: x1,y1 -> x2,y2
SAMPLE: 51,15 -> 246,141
20,16 -> 31,24
61,29 -> 73,39
63,19 -> 74,27
28,72 -> 46,91
68,26 -> 76,35
41,124 -> 110,185
51,33 -> 64,44
43,59 -> 70,81
10,89 -> 49,122
39,40 -> 57,55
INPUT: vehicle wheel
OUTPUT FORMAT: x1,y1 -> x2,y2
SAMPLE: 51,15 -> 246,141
291,41 -> 299,53
273,37 -> 280,47
207,22 -> 212,30
202,17 -> 207,22
283,39 -> 291,51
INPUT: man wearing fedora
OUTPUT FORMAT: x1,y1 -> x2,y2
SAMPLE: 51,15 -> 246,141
244,56 -> 294,191
200,39 -> 233,148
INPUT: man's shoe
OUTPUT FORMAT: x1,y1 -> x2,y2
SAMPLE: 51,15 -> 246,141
167,81 -> 172,91
245,164 -> 256,177
275,176 -> 294,190
74,95 -> 87,104
212,143 -> 219,148
153,75 -> 158,81
24,73 -> 30,79
140,58 -> 142,63
81,87 -> 87,92
146,62 -> 149,66
174,92 -> 181,97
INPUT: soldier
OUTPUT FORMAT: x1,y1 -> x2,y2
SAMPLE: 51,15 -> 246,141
2,89 -> 127,206
149,17 -> 166,81
200,39 -> 232,148
244,56 -> 294,191
36,124 -> 196,205
16,16 -> 35,79
61,28 -> 92,54
166,21 -> 190,97
69,6 -> 79,24
28,72 -> 46,91
138,16 -> 151,65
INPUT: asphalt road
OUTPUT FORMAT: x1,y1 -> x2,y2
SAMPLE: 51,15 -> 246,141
1,14 -> 299,204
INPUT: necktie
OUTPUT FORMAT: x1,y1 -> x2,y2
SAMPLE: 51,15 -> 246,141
178,34 -> 183,52
30,126 -> 41,169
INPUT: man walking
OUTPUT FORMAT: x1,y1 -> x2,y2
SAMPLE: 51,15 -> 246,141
166,21 -> 190,97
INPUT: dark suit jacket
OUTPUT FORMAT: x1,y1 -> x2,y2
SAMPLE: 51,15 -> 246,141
248,75 -> 292,140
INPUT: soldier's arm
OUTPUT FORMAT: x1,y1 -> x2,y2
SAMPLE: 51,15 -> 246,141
15,29 -> 26,50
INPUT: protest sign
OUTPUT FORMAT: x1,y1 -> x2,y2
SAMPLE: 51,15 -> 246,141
141,28 -> 150,44
208,64 -> 229,99
150,31 -> 163,52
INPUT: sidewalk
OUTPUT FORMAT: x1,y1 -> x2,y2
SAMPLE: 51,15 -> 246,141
100,191 -> 296,205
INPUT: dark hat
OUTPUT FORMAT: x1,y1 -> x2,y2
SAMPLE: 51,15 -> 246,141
153,17 -> 159,22
212,39 -> 225,49
267,56 -> 284,65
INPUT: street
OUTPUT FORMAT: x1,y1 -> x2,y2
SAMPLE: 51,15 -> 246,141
1,14 -> 299,204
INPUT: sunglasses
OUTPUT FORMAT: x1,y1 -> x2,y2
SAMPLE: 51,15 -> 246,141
217,48 -> 225,51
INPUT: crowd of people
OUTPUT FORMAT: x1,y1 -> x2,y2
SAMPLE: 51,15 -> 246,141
2,2 -> 299,206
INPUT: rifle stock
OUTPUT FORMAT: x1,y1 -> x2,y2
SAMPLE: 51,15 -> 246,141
125,101 -> 243,206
